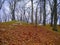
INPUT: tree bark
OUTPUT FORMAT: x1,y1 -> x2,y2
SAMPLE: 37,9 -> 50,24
31,0 -> 33,23
43,0 -> 46,26
53,0 -> 57,31
50,9 -> 54,26
12,0 -> 16,20
35,6 -> 38,25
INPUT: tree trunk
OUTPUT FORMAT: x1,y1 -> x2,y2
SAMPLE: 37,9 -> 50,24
43,0 -> 46,26
31,0 -> 33,23
50,5 -> 55,27
12,0 -> 16,20
48,0 -> 54,26
12,10 -> 15,20
35,6 -> 38,25
40,7 -> 42,24
50,10 -> 54,26
53,0 -> 57,31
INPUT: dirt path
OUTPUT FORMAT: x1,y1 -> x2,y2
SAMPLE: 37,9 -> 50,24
0,23 -> 60,45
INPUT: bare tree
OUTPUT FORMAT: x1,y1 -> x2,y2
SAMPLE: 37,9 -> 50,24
31,0 -> 33,23
39,0 -> 43,24
3,8 -> 7,22
0,0 -> 5,22
26,7 -> 31,23
0,0 -> 5,9
35,6 -> 38,25
48,0 -> 54,26
43,0 -> 46,26
53,0 -> 57,31
35,2 -> 39,25
9,0 -> 21,20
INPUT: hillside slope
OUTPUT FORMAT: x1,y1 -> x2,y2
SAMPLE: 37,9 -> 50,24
0,21 -> 60,45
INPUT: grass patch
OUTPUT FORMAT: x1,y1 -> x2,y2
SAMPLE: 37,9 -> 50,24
0,21 -> 60,33
0,20 -> 18,25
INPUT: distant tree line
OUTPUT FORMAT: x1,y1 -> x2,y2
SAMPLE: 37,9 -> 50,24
0,0 -> 60,31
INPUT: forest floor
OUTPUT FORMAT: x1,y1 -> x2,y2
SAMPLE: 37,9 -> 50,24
0,21 -> 60,45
